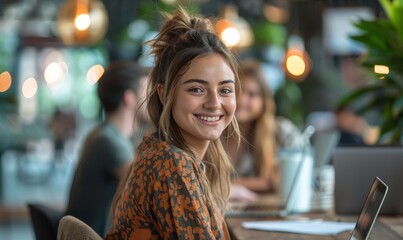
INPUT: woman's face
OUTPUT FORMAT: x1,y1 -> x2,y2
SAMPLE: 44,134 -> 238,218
172,53 -> 236,148
235,76 -> 264,124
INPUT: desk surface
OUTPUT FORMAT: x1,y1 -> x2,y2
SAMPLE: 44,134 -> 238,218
225,213 -> 403,240
225,193 -> 403,240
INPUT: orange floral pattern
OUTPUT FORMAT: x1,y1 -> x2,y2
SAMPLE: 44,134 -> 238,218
105,134 -> 228,239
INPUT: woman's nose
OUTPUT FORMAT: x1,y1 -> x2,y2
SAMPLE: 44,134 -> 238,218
204,92 -> 220,109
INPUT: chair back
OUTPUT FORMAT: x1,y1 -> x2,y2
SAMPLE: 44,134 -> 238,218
57,215 -> 102,240
27,203 -> 63,240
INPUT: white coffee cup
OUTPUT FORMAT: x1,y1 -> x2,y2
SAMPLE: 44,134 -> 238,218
278,149 -> 313,213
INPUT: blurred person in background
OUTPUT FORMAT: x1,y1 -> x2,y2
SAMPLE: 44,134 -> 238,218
335,106 -> 378,146
65,60 -> 150,236
48,107 -> 76,165
225,59 -> 304,201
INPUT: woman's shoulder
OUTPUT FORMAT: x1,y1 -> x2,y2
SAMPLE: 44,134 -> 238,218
138,134 -> 183,156
136,133 -> 196,174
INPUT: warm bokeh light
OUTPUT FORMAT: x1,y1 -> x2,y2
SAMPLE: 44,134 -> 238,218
87,64 -> 104,85
0,71 -> 12,92
58,0 -> 108,45
286,55 -> 306,76
283,49 -> 311,81
374,65 -> 389,75
75,13 -> 91,31
215,5 -> 254,48
215,19 -> 232,34
263,4 -> 288,24
221,27 -> 240,47
44,62 -> 64,84
22,77 -> 38,99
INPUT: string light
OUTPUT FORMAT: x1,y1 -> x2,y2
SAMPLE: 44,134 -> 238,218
22,77 -> 38,99
0,71 -> 12,93
374,65 -> 389,75
215,5 -> 254,48
283,34 -> 311,81
75,13 -> 91,31
87,64 -> 104,85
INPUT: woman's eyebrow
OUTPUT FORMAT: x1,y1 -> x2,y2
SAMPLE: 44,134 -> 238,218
182,79 -> 208,85
182,79 -> 235,85
219,80 -> 235,85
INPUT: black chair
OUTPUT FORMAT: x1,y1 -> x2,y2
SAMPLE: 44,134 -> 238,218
27,203 -> 64,240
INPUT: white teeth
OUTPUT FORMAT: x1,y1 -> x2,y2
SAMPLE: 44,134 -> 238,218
198,116 -> 220,122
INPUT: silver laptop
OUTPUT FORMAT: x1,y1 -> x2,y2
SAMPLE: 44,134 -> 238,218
350,176 -> 388,240
226,126 -> 315,218
226,149 -> 307,218
312,130 -> 340,168
334,146 -> 403,215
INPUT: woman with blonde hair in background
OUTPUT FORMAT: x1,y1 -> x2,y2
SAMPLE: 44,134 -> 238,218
105,6 -> 240,239
226,59 -> 304,201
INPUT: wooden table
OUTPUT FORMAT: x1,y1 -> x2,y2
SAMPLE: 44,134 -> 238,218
225,195 -> 403,240
225,214 -> 403,240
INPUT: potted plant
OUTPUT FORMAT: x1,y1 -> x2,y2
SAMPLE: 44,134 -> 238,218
338,0 -> 403,144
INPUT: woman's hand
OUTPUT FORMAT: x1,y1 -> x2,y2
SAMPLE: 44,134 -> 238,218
229,184 -> 259,202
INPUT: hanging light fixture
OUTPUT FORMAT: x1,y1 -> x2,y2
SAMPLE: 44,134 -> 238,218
282,2 -> 311,82
283,34 -> 311,81
57,0 -> 108,45
215,5 -> 254,48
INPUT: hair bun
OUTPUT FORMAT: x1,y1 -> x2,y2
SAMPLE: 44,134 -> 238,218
148,6 -> 216,62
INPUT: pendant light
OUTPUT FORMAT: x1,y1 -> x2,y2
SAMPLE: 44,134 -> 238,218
57,0 -> 108,45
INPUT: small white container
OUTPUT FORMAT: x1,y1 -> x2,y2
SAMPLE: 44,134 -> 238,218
278,149 -> 313,213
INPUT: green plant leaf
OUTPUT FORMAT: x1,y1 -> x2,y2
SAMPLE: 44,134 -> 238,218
394,95 -> 403,110
338,84 -> 385,108
390,128 -> 402,143
379,116 -> 395,138
379,103 -> 395,137
355,95 -> 395,114
379,0 -> 396,26
347,6 -> 403,143
351,34 -> 388,51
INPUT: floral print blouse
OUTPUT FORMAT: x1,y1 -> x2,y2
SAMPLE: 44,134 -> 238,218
105,134 -> 230,239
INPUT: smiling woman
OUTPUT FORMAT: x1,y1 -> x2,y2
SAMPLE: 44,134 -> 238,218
105,6 -> 241,240
171,54 -> 237,159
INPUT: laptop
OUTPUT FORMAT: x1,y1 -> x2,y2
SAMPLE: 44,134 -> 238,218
312,130 -> 340,168
350,176 -> 388,240
334,146 -> 403,215
226,148 -> 308,218
239,177 -> 388,239
226,126 -> 315,218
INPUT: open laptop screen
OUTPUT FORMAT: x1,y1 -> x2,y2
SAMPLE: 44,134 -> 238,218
350,177 -> 388,240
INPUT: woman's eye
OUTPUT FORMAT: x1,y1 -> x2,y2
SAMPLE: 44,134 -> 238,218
221,88 -> 233,94
189,88 -> 203,93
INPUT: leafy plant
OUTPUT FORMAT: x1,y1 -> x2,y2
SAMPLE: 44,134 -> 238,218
338,0 -> 403,143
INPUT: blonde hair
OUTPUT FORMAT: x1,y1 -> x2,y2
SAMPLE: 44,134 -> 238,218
239,59 -> 277,178
111,6 -> 240,217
